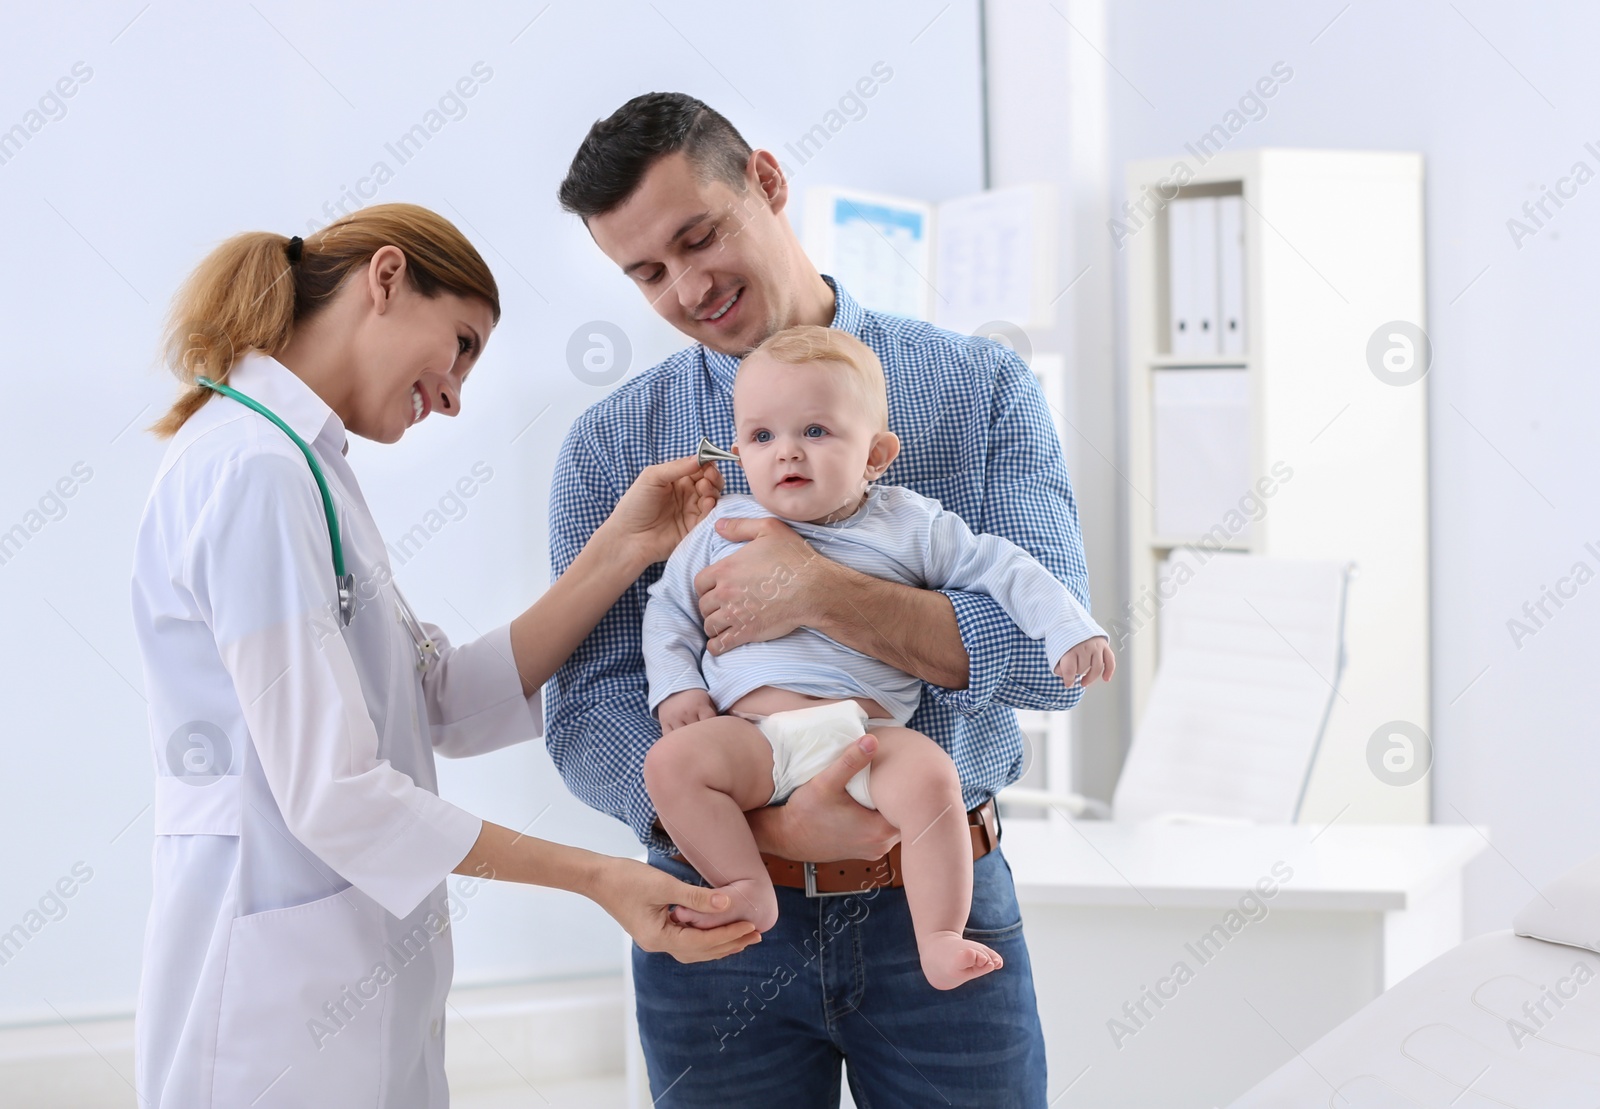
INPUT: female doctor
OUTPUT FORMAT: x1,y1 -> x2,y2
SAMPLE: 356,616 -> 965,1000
130,203 -> 757,1108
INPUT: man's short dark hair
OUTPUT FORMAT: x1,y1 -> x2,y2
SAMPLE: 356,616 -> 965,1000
557,92 -> 754,221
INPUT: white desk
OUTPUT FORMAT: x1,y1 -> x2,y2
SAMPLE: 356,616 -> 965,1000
1005,820 -> 1487,1108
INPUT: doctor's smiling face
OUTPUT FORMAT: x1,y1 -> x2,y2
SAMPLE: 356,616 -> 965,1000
356,245 -> 494,443
287,245 -> 495,445
585,150 -> 817,358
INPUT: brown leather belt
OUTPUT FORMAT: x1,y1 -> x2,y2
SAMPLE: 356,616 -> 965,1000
761,800 -> 999,897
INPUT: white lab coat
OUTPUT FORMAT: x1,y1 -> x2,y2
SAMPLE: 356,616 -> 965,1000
130,352 -> 542,1108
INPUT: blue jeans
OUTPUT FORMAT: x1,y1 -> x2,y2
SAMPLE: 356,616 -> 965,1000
632,844 -> 1047,1108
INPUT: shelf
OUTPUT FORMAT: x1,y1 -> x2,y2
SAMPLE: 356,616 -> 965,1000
1148,355 -> 1249,369
1147,537 -> 1251,552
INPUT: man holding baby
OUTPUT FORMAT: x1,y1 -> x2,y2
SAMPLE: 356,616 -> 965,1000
547,92 -> 1107,1108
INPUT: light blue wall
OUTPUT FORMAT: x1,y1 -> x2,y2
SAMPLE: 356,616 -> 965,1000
1103,0 -> 1600,938
0,0 -> 983,1021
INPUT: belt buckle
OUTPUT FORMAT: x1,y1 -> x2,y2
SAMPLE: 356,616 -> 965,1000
802,861 -> 860,899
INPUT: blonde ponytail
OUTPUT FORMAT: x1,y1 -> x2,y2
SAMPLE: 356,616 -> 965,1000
149,204 -> 500,439
150,232 -> 298,439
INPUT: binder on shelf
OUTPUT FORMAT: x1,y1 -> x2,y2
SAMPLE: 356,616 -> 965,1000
1190,196 -> 1219,356
1167,198 -> 1194,355
1166,196 -> 1224,357
1218,195 -> 1246,357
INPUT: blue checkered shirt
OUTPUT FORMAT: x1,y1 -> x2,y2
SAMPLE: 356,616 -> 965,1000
546,278 -> 1094,855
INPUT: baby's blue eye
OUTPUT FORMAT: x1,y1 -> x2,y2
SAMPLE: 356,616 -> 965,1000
754,430 -> 772,443
805,425 -> 826,438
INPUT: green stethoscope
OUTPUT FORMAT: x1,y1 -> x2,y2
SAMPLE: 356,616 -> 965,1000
197,376 -> 439,670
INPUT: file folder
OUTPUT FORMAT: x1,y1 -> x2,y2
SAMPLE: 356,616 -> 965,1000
1167,196 -> 1222,357
1190,196 -> 1219,355
1167,198 -> 1194,355
1218,195 -> 1245,357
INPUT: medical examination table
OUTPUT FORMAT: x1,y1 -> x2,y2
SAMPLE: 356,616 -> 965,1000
1233,927 -> 1600,1104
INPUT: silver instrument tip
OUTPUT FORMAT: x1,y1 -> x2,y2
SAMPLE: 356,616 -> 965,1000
695,436 -> 740,464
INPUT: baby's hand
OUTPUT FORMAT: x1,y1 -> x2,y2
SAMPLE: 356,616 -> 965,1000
658,689 -> 718,734
1054,636 -> 1116,688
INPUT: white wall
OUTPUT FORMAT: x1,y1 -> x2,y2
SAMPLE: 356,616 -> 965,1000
982,0 -> 1126,801
0,0 -> 984,1023
1096,0 -> 1600,937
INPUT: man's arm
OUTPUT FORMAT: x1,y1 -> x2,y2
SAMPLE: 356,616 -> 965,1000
698,515 -> 971,690
808,562 -> 971,689
922,502 -> 1107,669
545,422 -> 676,854
921,345 -> 1092,715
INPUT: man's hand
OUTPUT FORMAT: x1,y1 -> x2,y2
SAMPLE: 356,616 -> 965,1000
658,689 -> 718,734
1054,636 -> 1116,688
694,516 -> 834,656
750,734 -> 900,862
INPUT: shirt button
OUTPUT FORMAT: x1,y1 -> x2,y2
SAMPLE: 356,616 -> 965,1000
430,1018 -> 441,1038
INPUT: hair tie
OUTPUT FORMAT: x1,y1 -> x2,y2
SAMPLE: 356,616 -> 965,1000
285,235 -> 304,263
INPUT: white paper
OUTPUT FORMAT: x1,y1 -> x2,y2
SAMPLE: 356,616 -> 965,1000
932,184 -> 1054,335
802,187 -> 933,321
1112,551 -> 1349,825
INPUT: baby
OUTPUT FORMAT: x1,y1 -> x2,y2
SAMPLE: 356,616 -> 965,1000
641,325 -> 1115,990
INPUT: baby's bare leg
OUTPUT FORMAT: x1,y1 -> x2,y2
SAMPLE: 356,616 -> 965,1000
642,716 -> 780,931
867,727 -> 1004,990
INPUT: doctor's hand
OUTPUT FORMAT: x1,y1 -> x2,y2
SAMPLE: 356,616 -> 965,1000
1054,636 -> 1116,688
591,857 -> 761,963
603,455 -> 724,569
695,515 -> 836,655
747,734 -> 900,863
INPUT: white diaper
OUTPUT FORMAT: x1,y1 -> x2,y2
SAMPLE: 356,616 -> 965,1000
743,700 -> 879,809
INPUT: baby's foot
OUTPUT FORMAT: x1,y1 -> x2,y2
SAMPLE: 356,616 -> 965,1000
670,877 -> 779,933
918,930 -> 1004,990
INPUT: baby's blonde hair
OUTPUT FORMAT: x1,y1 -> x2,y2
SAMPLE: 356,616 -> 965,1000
741,325 -> 888,429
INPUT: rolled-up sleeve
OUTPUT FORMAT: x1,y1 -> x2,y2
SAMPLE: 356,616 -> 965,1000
185,452 -> 481,919
923,347 -> 1091,716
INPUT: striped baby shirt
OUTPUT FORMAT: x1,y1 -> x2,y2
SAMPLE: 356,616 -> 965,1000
643,486 -> 1106,725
